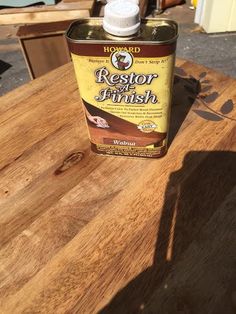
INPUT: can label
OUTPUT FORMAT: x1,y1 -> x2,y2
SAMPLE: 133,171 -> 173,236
71,44 -> 175,158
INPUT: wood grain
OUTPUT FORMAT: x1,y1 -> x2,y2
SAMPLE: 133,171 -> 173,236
0,59 -> 235,313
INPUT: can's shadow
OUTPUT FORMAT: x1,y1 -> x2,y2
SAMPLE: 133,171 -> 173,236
99,151 -> 236,313
168,68 -> 201,145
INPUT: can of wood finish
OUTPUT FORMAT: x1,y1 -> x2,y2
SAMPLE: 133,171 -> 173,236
66,1 -> 178,158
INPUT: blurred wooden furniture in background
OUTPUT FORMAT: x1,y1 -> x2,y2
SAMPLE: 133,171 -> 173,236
0,1 -> 94,24
0,1 -> 95,78
17,20 -> 73,78
139,0 -> 149,17
0,0 -> 56,6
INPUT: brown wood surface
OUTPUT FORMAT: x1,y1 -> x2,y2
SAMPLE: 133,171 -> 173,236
0,59 -> 235,314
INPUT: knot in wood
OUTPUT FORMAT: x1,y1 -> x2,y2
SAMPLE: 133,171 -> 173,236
54,151 -> 84,175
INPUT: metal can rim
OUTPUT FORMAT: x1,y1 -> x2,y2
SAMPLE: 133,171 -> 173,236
66,17 -> 178,45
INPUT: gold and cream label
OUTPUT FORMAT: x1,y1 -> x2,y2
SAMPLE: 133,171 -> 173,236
72,49 -> 174,134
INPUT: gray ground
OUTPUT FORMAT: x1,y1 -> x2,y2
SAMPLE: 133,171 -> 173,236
0,1 -> 236,96
177,25 -> 236,77
0,39 -> 30,95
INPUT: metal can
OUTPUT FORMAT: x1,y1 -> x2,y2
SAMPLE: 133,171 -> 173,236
66,17 -> 178,158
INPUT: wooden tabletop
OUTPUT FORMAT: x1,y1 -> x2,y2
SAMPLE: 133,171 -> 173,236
0,59 -> 235,314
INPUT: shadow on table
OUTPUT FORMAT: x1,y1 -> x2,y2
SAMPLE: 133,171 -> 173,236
99,151 -> 236,314
169,71 -> 201,146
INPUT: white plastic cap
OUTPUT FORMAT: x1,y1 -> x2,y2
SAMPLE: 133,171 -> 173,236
103,0 -> 140,36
